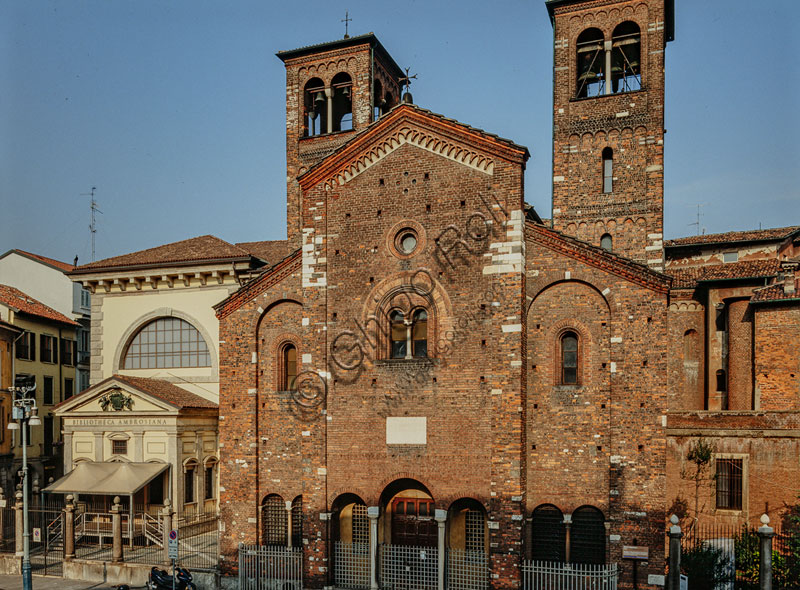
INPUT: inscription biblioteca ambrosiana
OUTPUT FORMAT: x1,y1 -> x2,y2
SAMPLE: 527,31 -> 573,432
66,418 -> 169,426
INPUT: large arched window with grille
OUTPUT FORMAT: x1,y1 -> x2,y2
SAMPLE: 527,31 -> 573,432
571,506 -> 606,564
123,318 -> 210,369
531,504 -> 566,562
262,494 -> 287,546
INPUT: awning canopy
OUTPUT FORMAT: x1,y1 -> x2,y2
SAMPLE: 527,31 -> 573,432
43,462 -> 170,495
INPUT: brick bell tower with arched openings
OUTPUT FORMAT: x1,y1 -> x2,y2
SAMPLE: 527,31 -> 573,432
277,34 -> 404,246
546,0 -> 674,271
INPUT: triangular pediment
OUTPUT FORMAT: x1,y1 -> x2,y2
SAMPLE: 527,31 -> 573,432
299,104 -> 529,192
55,376 -> 182,416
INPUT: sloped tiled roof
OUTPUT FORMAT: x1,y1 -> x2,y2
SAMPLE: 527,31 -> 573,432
751,280 -> 800,304
7,249 -> 75,272
71,235 -> 253,273
0,284 -> 78,325
113,375 -> 218,409
236,240 -> 293,266
667,260 -> 782,289
665,226 -> 800,248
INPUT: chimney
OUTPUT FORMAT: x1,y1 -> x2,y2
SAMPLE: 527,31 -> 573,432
781,262 -> 799,295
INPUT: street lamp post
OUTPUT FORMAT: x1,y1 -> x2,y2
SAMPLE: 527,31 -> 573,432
8,375 -> 40,590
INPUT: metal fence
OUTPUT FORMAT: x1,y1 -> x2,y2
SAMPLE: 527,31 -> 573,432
0,504 -> 15,553
28,506 -> 64,576
335,541 -> 370,589
521,560 -> 618,590
380,544 -> 438,590
175,510 -> 219,570
447,549 -> 488,590
681,522 -> 798,590
239,544 -> 303,590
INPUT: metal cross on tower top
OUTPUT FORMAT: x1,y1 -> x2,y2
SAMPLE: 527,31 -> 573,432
342,11 -> 352,39
399,67 -> 417,94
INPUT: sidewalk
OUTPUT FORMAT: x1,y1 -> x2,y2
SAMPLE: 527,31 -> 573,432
0,575 -> 124,590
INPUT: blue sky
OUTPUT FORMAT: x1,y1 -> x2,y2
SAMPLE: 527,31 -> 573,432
1,0 -> 798,264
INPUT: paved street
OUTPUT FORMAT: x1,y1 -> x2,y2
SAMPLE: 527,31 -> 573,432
0,575 -> 123,590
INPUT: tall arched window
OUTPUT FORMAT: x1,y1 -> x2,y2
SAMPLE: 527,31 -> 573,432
571,506 -> 606,564
600,233 -> 613,252
576,28 -> 605,98
531,504 -> 566,562
561,332 -> 579,385
291,495 -> 303,547
281,343 -> 298,391
304,77 -> 326,137
123,318 -> 210,369
331,72 -> 353,132
412,310 -> 428,358
611,22 -> 641,93
373,79 -> 384,121
262,494 -> 287,546
602,148 -> 613,193
390,310 -> 406,359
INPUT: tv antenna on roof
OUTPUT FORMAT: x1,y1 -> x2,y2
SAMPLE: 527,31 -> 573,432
81,186 -> 102,261
687,203 -> 706,236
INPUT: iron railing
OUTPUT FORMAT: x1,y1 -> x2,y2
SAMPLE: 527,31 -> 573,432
239,544 -> 303,590
521,560 -> 618,590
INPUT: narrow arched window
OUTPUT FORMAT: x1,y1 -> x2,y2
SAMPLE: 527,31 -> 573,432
331,72 -> 353,132
576,28 -> 605,98
611,22 -> 641,93
561,332 -> 578,385
373,79 -> 384,121
291,496 -> 303,547
123,317 -> 210,369
282,343 -> 297,391
384,91 -> 394,113
390,311 -> 406,359
602,148 -> 613,193
412,310 -> 428,358
600,233 -> 613,251
304,77 -> 326,137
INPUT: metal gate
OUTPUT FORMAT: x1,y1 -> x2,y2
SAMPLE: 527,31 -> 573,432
239,544 -> 303,590
28,507 -> 64,576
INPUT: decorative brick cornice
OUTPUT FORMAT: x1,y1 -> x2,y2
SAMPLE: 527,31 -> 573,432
215,250 -> 302,319
298,104 -> 528,192
527,222 -> 670,293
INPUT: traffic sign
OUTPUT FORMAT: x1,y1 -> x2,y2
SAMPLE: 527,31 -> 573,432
168,529 -> 179,559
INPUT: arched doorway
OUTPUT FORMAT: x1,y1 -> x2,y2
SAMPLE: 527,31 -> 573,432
379,478 -> 436,547
447,498 -> 489,590
331,493 -> 369,589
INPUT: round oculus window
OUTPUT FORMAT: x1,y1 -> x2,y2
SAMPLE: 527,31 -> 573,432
399,232 -> 418,254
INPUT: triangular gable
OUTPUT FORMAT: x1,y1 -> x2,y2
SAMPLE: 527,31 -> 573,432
298,104 -> 529,193
527,222 -> 671,293
55,376 -> 182,416
215,249 -> 302,320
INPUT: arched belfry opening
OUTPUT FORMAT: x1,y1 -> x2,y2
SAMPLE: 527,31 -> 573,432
612,22 -> 641,93
304,77 -> 327,137
331,72 -> 353,132
576,28 -> 605,98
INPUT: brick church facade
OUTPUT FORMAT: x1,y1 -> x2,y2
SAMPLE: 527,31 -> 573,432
213,1 -> 798,589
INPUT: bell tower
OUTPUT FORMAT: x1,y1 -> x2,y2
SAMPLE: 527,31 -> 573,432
277,34 -> 404,245
546,0 -> 674,270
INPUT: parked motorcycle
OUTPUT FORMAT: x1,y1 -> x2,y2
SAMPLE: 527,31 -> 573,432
146,565 -> 197,590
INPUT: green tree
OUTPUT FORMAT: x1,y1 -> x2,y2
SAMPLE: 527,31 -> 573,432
681,543 -> 730,590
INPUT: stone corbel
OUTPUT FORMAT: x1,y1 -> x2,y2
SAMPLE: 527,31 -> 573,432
194,273 -> 207,286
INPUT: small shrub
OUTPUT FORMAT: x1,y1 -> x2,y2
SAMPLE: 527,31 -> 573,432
681,543 -> 730,590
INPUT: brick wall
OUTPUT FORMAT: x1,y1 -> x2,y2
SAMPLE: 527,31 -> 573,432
754,303 -> 800,410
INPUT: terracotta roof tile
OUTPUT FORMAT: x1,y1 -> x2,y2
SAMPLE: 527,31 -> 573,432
235,240 -> 293,265
751,280 -> 800,303
11,250 -> 75,272
72,235 -> 252,273
113,375 -> 218,409
0,284 -> 78,326
667,259 -> 782,289
665,226 -> 800,248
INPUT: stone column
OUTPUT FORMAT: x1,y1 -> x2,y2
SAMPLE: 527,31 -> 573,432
604,40 -> 613,95
63,433 -> 73,472
286,500 -> 293,548
325,88 -> 333,134
563,513 -> 572,563
64,494 -> 75,560
111,495 -> 123,563
368,506 -> 379,590
133,432 -> 145,462
93,432 -> 104,462
14,491 -> 23,556
161,499 -> 173,564
758,514 -> 774,590
667,515 -> 682,590
435,509 -> 447,590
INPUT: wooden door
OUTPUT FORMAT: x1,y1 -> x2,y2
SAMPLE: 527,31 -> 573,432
391,497 -> 437,547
